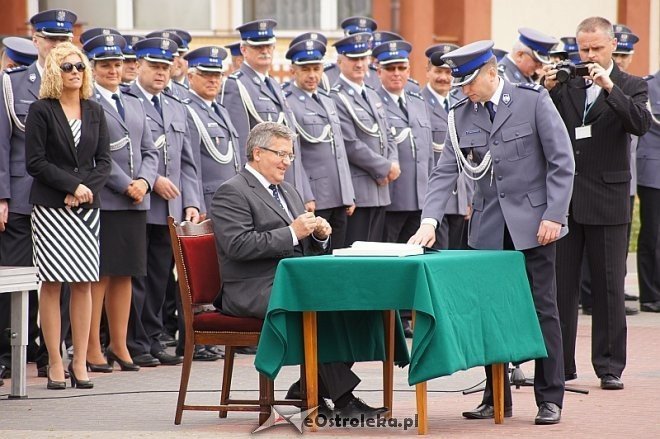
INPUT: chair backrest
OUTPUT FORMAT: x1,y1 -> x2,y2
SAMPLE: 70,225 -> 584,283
168,217 -> 221,307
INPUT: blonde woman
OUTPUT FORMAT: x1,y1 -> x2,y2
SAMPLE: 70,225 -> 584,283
25,42 -> 111,389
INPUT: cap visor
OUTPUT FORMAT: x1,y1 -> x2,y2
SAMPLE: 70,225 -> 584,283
379,58 -> 409,65
533,51 -> 552,64
245,37 -> 276,46
195,65 -> 224,73
39,30 -> 73,38
344,49 -> 372,58
91,54 -> 125,61
293,59 -> 324,66
143,55 -> 173,65
451,69 -> 479,87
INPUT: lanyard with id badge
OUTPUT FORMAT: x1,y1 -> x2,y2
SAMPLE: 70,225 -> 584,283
576,94 -> 595,140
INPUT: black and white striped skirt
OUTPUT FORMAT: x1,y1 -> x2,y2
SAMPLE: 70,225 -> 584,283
31,205 -> 101,282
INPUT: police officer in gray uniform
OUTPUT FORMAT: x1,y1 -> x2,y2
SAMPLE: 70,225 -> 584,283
0,8 -> 77,378
184,46 -> 241,213
145,30 -> 190,101
409,41 -> 574,425
1,36 -> 38,70
221,19 -> 314,207
368,31 -> 420,93
281,32 -> 328,91
499,28 -> 557,84
637,71 -> 660,312
372,40 -> 433,243
324,16 -> 378,90
330,33 -> 400,244
126,37 -> 201,367
423,43 -> 473,249
120,34 -> 144,86
284,37 -> 355,249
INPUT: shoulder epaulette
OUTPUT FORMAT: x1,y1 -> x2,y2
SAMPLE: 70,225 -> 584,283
174,81 -> 189,90
284,89 -> 292,98
516,83 -> 543,92
281,80 -> 291,90
450,97 -> 469,110
408,77 -> 419,85
369,64 -> 377,72
643,74 -> 654,81
121,90 -> 140,100
162,91 -> 183,103
324,63 -> 336,72
364,83 -> 375,90
330,83 -> 342,93
5,65 -> 28,74
406,90 -> 424,101
497,64 -> 506,74
317,88 -> 329,97
228,71 -> 243,80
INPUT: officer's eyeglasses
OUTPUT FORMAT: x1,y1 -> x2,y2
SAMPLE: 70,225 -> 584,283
35,34 -> 72,43
382,65 -> 409,72
259,146 -> 295,162
60,62 -> 86,73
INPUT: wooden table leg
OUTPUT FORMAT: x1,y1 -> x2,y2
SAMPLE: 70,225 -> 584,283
303,311 -> 318,431
415,381 -> 428,435
382,310 -> 394,417
492,363 -> 505,424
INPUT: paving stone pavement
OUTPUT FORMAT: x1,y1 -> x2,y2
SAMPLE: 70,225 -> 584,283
1,255 -> 659,438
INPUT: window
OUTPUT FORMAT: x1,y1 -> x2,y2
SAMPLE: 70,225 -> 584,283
243,0 -> 321,30
40,0 -> 117,28
337,0 -> 372,27
133,0 -> 211,30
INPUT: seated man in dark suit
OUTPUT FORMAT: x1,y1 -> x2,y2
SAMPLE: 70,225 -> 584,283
210,121 -> 385,417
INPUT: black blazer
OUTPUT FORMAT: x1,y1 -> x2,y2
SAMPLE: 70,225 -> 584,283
549,62 -> 651,225
25,98 -> 111,208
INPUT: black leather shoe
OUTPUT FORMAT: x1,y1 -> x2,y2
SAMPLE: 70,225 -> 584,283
193,346 -> 222,361
535,402 -> 561,425
625,305 -> 639,316
402,319 -> 413,338
337,397 -> 387,418
37,365 -> 69,379
462,403 -> 513,419
152,350 -> 183,365
600,374 -> 624,390
158,333 -> 177,348
132,353 -> 161,367
565,372 -> 578,381
235,346 -> 257,355
624,293 -> 639,301
641,301 -> 660,313
0,365 -> 4,387
86,361 -> 113,373
205,345 -> 225,357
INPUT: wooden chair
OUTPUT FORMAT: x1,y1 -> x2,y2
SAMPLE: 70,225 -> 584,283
167,216 -> 305,425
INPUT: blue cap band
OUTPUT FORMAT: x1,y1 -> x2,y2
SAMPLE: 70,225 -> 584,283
4,47 -> 36,66
241,29 -> 274,40
291,49 -> 323,63
375,49 -> 410,63
344,24 -> 371,34
33,20 -> 73,32
187,56 -> 222,67
451,49 -> 493,77
136,47 -> 174,60
519,35 -> 549,55
87,45 -> 124,59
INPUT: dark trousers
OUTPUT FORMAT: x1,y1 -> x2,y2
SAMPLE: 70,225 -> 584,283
161,270 -> 179,337
289,362 -> 361,403
383,210 -> 420,244
556,216 -> 628,378
128,224 -> 173,356
637,186 -> 660,304
481,230 -> 565,408
0,213 -> 48,369
435,214 -> 469,250
580,195 -> 635,308
345,206 -> 386,245
316,207 -> 348,250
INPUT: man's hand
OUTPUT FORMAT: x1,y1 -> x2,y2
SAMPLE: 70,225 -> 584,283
0,199 -> 8,232
126,179 -> 149,204
153,176 -> 180,200
305,200 -> 316,213
464,204 -> 473,221
407,223 -> 436,247
312,216 -> 332,240
345,203 -> 356,217
537,220 -> 562,246
291,211 -> 317,240
588,62 -> 614,92
542,64 -> 559,91
74,184 -> 94,205
388,161 -> 401,182
184,207 -> 200,224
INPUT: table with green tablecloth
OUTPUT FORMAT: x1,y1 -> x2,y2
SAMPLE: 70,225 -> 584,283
254,250 -> 547,433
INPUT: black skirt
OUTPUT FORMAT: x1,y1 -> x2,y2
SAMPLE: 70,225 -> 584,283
99,210 -> 147,277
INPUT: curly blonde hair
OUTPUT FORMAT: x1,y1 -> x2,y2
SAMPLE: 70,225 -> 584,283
39,42 -> 93,100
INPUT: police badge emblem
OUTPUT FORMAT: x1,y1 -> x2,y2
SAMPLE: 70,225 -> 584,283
160,39 -> 170,51
389,41 -> 397,52
105,35 -> 115,46
502,93 -> 511,105
259,21 -> 267,31
359,18 -> 367,28
310,33 -> 318,40
305,40 -> 314,51
56,10 -> 66,22
29,73 -> 36,83
211,47 -> 219,58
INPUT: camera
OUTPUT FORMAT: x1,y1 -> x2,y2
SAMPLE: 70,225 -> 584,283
554,61 -> 591,83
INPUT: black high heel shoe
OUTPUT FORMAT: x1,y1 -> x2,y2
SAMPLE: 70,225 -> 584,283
106,348 -> 140,372
46,366 -> 66,390
86,361 -> 113,373
68,363 -> 94,389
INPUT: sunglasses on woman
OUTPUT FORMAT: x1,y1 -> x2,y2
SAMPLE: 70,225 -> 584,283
60,62 -> 86,73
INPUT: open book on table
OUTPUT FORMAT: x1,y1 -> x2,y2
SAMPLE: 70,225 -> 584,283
332,241 -> 439,257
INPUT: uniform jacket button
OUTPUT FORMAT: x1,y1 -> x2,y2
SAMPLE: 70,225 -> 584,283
500,192 -> 505,198
73,167 -> 78,173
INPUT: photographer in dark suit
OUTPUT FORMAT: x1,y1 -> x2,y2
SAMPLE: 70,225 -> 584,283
211,121 -> 386,417
543,16 -> 651,390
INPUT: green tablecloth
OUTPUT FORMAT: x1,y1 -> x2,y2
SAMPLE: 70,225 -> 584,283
255,250 -> 547,385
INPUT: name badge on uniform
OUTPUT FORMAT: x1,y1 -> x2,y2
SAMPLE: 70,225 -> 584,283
207,122 -> 218,128
575,125 -> 592,140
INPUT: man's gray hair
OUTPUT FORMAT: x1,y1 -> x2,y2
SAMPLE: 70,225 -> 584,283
246,122 -> 296,161
576,17 -> 615,39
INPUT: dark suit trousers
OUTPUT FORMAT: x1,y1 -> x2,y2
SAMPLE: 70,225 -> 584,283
383,210 -> 421,243
128,224 -> 173,356
345,206 -> 386,245
481,233 -> 565,408
288,362 -> 361,403
435,214 -> 468,250
637,186 -> 660,303
0,213 -> 47,368
556,216 -> 628,378
316,207 -> 348,250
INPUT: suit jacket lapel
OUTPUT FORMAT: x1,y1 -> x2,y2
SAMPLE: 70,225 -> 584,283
377,87 -> 407,122
130,84 -> 164,128
491,81 -> 514,135
241,170 -> 291,224
161,94 -> 175,132
95,88 -> 127,130
51,99 -> 78,164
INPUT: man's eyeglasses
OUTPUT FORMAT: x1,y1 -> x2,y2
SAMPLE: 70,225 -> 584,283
382,65 -> 409,72
259,146 -> 295,162
60,62 -> 86,73
35,34 -> 72,43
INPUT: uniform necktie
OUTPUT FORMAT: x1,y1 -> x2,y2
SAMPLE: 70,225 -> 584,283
361,88 -> 369,103
443,98 -> 450,114
151,95 -> 162,118
264,76 -> 278,97
211,101 -> 222,118
112,93 -> 125,120
485,101 -> 496,123
268,184 -> 284,209
312,93 -> 321,105
398,96 -> 408,119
